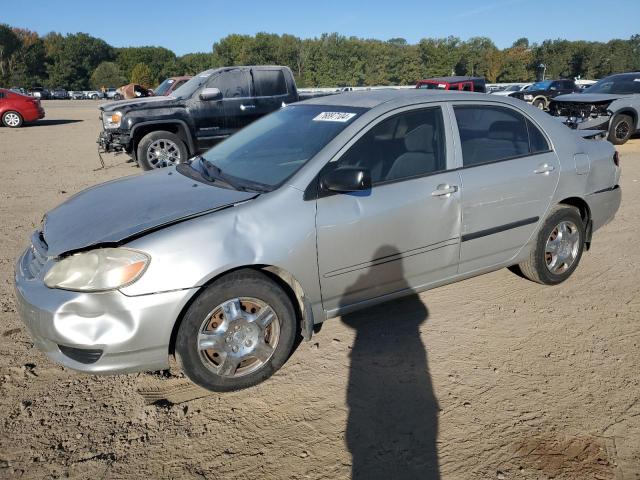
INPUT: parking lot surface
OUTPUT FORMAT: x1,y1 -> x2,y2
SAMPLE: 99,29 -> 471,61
1,100 -> 639,479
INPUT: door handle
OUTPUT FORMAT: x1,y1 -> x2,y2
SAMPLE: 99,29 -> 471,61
240,104 -> 256,111
534,164 -> 555,174
431,184 -> 458,197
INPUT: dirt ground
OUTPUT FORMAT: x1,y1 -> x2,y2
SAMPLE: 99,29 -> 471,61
1,100 -> 639,480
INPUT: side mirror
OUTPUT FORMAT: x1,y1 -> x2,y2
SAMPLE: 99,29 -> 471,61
322,166 -> 372,193
200,87 -> 222,101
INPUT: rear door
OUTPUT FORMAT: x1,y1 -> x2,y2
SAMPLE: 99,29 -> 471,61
252,68 -> 290,120
450,103 -> 560,273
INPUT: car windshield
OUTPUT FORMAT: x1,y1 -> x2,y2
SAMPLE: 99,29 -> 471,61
154,78 -> 174,96
506,85 -> 521,91
172,71 -> 214,99
583,75 -> 640,95
529,81 -> 552,90
190,104 -> 366,190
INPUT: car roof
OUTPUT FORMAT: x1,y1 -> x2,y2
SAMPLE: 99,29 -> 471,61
300,89 -> 503,109
418,76 -> 484,83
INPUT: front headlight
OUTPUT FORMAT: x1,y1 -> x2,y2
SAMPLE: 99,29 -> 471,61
103,111 -> 122,129
523,94 -> 534,101
44,248 -> 150,292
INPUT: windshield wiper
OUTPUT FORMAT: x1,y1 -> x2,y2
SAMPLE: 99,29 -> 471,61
197,156 -> 273,193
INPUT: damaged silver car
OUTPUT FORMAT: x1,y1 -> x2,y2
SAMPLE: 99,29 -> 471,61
15,90 -> 621,391
550,72 -> 640,145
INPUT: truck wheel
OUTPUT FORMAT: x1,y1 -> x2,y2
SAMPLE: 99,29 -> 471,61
608,114 -> 634,145
2,111 -> 23,128
517,205 -> 585,285
137,131 -> 188,170
532,98 -> 547,110
176,269 -> 297,392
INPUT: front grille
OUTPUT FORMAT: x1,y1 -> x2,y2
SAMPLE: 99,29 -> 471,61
58,345 -> 103,364
25,230 -> 49,279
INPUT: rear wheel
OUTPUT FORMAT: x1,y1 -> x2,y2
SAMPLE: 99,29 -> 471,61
137,130 -> 188,170
2,111 -> 23,128
176,269 -> 297,392
517,205 -> 585,285
608,113 -> 634,145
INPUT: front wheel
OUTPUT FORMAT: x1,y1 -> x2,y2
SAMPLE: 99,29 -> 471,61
608,113 -> 634,145
176,269 -> 297,392
137,130 -> 188,170
532,98 -> 547,110
517,205 -> 585,285
2,111 -> 23,128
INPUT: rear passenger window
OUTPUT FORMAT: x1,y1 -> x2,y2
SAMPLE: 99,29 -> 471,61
253,70 -> 288,96
527,119 -> 551,153
454,105 -> 549,167
338,108 -> 446,184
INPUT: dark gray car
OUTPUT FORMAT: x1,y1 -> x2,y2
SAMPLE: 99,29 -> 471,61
15,90 -> 621,392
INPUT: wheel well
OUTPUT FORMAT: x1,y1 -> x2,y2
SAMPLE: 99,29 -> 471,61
558,197 -> 590,224
614,109 -> 637,129
132,123 -> 193,157
167,265 -> 307,357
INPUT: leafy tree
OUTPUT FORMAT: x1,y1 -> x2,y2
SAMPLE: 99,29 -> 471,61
0,24 -> 20,81
179,53 -> 215,75
116,46 -> 177,85
44,32 -> 114,89
91,61 -> 125,88
130,62 -> 153,87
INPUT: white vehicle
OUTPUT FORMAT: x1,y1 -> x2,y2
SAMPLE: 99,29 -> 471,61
492,84 -> 532,96
84,91 -> 101,100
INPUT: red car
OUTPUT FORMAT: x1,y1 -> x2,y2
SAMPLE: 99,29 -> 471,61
416,76 -> 487,93
0,88 -> 45,127
152,76 -> 192,96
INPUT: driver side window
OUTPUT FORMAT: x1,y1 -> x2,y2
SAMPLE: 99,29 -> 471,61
206,70 -> 251,98
337,107 -> 446,184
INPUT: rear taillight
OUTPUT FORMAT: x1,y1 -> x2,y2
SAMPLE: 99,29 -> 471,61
613,151 -> 620,167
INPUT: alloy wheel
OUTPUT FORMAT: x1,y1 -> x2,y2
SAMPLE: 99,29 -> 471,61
146,138 -> 181,168
4,112 -> 21,127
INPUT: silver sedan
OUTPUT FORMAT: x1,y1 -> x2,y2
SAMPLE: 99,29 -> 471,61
15,90 -> 621,391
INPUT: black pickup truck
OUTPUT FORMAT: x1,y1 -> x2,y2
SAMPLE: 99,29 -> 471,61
98,66 -> 302,170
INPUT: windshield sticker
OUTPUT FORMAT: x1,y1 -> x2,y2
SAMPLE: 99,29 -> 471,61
313,112 -> 357,122
634,78 -> 640,82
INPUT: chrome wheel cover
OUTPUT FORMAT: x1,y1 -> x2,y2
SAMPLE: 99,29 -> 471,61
4,112 -> 20,127
146,138 -> 181,168
545,220 -> 580,274
197,297 -> 280,378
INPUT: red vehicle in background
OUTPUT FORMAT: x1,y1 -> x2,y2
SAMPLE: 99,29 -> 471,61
416,76 -> 487,93
152,76 -> 192,96
0,88 -> 45,127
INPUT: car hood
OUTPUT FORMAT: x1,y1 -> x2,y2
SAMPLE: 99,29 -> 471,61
552,93 -> 624,103
100,95 -> 178,113
42,168 -> 257,257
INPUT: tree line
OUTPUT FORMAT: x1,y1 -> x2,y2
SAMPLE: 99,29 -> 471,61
1,25 -> 639,90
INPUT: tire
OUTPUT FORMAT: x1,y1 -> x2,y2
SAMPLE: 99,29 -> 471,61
136,130 -> 188,170
532,97 -> 547,110
2,110 -> 23,128
113,93 -> 123,100
517,205 -> 585,285
176,269 -> 297,392
608,113 -> 634,145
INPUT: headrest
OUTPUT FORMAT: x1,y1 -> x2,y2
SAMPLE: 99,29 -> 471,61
488,121 -> 526,141
404,124 -> 435,152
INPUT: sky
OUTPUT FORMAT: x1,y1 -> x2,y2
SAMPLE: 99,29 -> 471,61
3,0 -> 639,55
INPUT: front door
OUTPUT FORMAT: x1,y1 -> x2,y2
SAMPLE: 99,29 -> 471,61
450,103 -> 560,273
315,106 -> 462,315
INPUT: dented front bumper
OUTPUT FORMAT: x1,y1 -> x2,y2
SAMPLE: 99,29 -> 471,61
14,247 -> 197,374
97,130 -> 131,154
